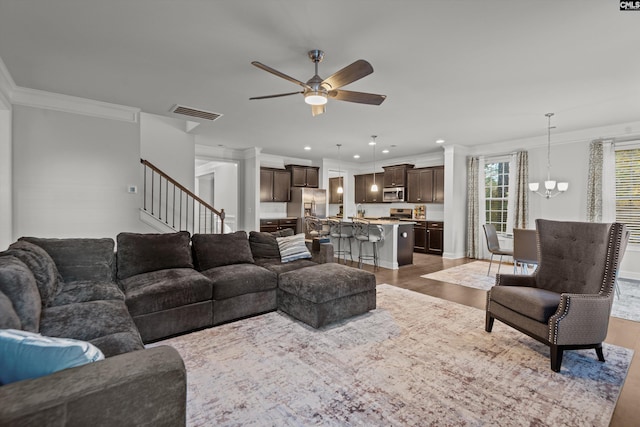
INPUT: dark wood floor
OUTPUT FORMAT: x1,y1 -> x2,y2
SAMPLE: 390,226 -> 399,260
339,252 -> 640,427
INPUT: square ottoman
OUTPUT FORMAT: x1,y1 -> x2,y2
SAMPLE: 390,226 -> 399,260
277,263 -> 376,328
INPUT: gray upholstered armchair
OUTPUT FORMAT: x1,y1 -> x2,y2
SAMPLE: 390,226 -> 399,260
485,219 -> 628,372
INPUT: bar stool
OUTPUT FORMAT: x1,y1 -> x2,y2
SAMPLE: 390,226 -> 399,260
305,216 -> 329,240
328,218 -> 353,264
352,218 -> 384,269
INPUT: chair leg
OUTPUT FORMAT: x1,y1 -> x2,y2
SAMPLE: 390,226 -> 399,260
358,240 -> 363,269
550,344 -> 563,372
348,238 -> 353,262
487,254 -> 494,276
374,242 -> 379,269
595,344 -> 605,362
485,312 -> 494,332
497,255 -> 503,275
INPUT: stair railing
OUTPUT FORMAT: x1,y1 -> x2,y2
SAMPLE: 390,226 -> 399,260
141,159 -> 225,234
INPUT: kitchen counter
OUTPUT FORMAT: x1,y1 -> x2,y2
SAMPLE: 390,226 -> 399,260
325,217 -> 414,269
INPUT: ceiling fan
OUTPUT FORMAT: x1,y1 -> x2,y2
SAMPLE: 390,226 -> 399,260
249,49 -> 386,116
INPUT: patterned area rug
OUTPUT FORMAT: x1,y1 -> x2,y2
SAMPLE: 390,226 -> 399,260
421,261 -> 640,322
149,284 -> 633,426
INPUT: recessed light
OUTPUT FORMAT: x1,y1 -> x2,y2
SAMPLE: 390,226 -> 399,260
435,139 -> 445,144
382,149 -> 389,154
353,154 -> 360,159
304,146 -> 311,150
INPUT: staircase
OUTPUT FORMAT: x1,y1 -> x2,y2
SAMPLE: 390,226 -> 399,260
140,159 -> 225,234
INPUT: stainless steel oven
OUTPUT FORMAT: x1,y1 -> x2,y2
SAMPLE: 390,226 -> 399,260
383,187 -> 405,202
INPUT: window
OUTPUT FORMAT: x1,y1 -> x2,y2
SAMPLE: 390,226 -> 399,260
615,147 -> 640,245
485,161 -> 510,233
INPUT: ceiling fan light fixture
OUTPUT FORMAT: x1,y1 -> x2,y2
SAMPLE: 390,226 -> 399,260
304,91 -> 328,105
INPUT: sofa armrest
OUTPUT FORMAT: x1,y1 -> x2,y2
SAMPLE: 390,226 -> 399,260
495,273 -> 537,287
0,346 -> 186,427
549,293 -> 613,346
309,242 -> 334,264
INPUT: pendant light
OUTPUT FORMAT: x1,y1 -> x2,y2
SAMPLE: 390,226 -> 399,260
529,113 -> 569,198
336,144 -> 344,194
370,135 -> 378,192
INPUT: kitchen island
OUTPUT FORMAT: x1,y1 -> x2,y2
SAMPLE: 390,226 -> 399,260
326,217 -> 414,270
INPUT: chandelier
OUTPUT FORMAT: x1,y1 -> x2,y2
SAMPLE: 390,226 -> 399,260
528,113 -> 568,198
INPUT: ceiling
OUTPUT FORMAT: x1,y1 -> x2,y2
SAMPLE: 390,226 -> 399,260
1,1 -> 639,163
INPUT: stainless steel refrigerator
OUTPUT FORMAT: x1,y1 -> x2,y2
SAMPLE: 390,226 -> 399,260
287,188 -> 327,235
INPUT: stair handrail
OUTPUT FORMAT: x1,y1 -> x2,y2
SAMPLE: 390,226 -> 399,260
140,158 -> 225,232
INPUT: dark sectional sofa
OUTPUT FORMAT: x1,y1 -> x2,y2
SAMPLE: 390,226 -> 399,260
0,229 -> 337,426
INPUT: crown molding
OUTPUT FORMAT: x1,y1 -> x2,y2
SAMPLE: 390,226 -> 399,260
11,87 -> 140,123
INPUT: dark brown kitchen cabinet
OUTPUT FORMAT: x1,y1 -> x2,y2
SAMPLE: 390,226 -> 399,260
329,177 -> 344,204
427,221 -> 444,255
383,164 -> 414,188
260,218 -> 298,233
407,166 -> 445,203
433,166 -> 445,203
354,173 -> 383,203
354,174 -> 367,203
413,221 -> 428,253
407,168 -> 434,203
286,165 -> 319,188
260,168 -> 291,202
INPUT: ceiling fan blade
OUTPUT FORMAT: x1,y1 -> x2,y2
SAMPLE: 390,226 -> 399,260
328,89 -> 387,105
251,61 -> 311,90
249,91 -> 304,100
311,104 -> 325,117
321,59 -> 373,90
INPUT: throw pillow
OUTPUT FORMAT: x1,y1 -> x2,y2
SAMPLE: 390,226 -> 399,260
0,329 -> 105,385
116,231 -> 193,280
192,231 -> 254,271
276,233 -> 312,263
0,256 -> 41,332
3,240 -> 60,307
249,228 -> 295,259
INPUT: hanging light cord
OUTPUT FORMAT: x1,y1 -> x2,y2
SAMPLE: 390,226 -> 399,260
546,112 -> 554,182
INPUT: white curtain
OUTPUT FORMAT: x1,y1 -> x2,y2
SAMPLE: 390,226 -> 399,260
587,140 -> 615,223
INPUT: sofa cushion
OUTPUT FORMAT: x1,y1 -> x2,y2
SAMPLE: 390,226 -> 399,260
20,237 -> 115,283
51,281 -> 125,307
490,286 -> 561,323
88,331 -> 146,358
201,264 -> 277,300
277,233 -> 312,263
192,231 -> 254,271
3,240 -> 60,307
0,290 -> 22,329
255,258 -> 318,275
0,329 -> 104,385
39,300 -> 143,352
116,231 -> 193,280
249,229 -> 294,260
119,268 -> 212,316
0,256 -> 41,332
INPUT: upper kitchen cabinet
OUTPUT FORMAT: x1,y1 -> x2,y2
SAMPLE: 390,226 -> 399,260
260,167 -> 291,202
329,176 -> 344,204
382,164 -> 414,188
354,173 -> 383,203
407,166 -> 444,203
286,165 -> 319,188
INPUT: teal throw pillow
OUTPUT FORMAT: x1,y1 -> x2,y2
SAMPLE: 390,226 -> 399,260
0,329 -> 105,384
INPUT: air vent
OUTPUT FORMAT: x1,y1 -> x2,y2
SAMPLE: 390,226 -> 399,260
170,105 -> 222,121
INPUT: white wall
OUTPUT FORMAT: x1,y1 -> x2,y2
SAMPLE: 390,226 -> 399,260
0,108 -> 11,249
140,112 -> 195,192
12,105 -> 146,239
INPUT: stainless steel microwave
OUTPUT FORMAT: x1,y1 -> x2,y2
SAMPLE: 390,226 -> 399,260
383,187 -> 405,202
